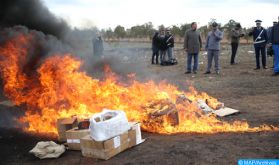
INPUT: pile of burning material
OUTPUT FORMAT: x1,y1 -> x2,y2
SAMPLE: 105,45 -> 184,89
143,99 -> 179,126
142,94 -> 239,129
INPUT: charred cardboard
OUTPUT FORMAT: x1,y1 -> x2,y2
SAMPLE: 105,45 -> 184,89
196,100 -> 240,117
81,122 -> 145,160
213,107 -> 240,117
66,127 -> 90,150
57,117 -> 78,142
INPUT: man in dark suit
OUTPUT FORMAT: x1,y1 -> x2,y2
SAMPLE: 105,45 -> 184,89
151,31 -> 160,64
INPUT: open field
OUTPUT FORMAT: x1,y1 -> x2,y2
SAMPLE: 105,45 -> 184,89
0,42 -> 278,165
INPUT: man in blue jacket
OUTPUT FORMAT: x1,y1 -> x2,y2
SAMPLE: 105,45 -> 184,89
268,17 -> 279,76
249,20 -> 268,70
205,22 -> 223,75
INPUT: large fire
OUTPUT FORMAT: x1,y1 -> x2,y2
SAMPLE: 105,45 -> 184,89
0,29 -> 278,135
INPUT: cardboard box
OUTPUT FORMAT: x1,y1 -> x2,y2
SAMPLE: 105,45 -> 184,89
81,122 -> 145,160
66,127 -> 90,150
81,132 -> 130,160
57,117 -> 78,142
128,122 -> 144,147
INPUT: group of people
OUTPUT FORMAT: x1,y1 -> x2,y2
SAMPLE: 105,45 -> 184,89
151,17 -> 279,76
184,22 -> 223,74
229,18 -> 279,76
152,28 -> 175,65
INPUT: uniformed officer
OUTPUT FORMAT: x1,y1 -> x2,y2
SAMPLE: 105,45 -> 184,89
248,20 -> 268,70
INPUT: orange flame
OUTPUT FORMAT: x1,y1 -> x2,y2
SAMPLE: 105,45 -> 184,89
0,32 -> 278,135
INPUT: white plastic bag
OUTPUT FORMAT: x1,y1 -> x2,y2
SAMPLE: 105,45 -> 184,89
89,109 -> 130,141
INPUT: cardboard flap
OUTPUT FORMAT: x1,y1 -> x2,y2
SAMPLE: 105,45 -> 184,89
66,127 -> 90,139
213,107 -> 240,117
59,117 -> 77,125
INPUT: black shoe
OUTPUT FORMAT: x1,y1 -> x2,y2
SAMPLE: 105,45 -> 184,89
204,71 -> 211,74
184,71 -> 191,74
151,62 -> 155,64
231,62 -> 237,65
263,66 -> 268,69
254,68 -> 260,70
193,71 -> 197,74
272,72 -> 279,76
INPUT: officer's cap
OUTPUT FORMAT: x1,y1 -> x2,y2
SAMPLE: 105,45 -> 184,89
212,22 -> 218,27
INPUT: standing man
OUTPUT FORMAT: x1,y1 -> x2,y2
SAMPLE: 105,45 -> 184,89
248,20 -> 268,70
151,31 -> 160,64
268,17 -> 279,76
184,22 -> 202,74
158,28 -> 168,64
205,22 -> 223,75
267,21 -> 278,57
93,34 -> 104,57
230,23 -> 244,65
165,28 -> 174,62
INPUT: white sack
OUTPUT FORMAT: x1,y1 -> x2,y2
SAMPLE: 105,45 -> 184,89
89,109 -> 130,141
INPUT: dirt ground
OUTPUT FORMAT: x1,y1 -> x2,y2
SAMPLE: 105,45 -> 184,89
0,42 -> 278,165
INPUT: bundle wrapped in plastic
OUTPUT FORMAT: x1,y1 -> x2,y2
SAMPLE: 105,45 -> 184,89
89,109 -> 130,141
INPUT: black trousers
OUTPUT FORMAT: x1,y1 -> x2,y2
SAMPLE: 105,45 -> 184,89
255,46 -> 266,68
267,47 -> 274,56
152,51 -> 159,64
231,43 -> 239,64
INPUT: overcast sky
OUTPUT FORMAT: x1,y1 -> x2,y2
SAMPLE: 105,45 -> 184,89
44,0 -> 279,29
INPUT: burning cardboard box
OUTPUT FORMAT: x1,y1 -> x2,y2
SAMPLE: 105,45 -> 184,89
57,117 -> 78,142
144,99 -> 179,126
178,94 -> 239,117
196,99 -> 239,117
81,122 -> 145,160
66,127 -> 90,150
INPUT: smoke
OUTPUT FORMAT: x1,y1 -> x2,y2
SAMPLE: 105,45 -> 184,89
0,0 -> 160,130
0,26 -> 72,74
0,0 -> 152,79
0,0 -> 69,39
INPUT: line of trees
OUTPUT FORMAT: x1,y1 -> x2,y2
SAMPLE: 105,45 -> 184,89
100,19 -> 253,42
